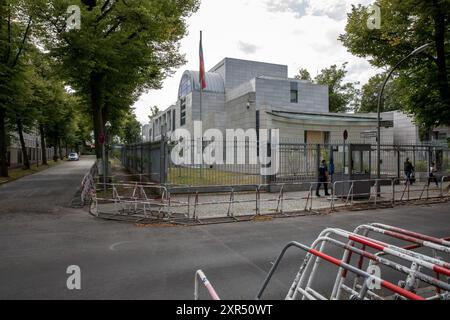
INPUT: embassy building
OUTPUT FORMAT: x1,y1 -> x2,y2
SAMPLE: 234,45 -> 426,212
143,57 -> 397,144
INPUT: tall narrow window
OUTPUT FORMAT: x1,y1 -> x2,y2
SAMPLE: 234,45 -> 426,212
180,98 -> 186,126
290,82 -> 299,103
324,131 -> 330,145
172,110 -> 176,130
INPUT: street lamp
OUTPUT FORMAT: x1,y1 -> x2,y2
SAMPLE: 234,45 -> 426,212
376,43 -> 431,187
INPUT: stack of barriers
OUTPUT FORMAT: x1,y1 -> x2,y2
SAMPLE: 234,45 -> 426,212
196,224 -> 450,300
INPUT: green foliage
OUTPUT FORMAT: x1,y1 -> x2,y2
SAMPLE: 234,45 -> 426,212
29,0 -> 200,156
294,68 -> 312,81
340,0 -> 450,126
122,113 -> 142,145
415,160 -> 428,172
357,73 -> 399,113
296,63 -> 360,113
149,106 -> 160,120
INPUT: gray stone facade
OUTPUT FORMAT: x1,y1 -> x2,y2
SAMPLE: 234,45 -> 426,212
145,57 -> 396,144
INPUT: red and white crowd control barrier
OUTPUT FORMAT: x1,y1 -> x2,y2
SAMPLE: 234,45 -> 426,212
248,224 -> 449,300
194,270 -> 220,300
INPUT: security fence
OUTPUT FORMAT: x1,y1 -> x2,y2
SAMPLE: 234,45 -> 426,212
121,139 -> 450,187
90,176 -> 450,223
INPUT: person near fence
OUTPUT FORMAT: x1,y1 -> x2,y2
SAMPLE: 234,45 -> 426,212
404,158 -> 415,185
428,162 -> 439,187
316,160 -> 330,197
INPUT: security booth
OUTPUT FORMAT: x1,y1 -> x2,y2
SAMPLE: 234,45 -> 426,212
333,144 -> 372,199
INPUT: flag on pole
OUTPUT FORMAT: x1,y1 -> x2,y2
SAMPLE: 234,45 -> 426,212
199,31 -> 206,90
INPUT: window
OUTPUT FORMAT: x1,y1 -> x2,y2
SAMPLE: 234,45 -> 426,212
290,82 -> 298,103
290,90 -> 298,103
172,110 -> 176,130
324,132 -> 330,145
180,98 -> 186,126
179,73 -> 192,98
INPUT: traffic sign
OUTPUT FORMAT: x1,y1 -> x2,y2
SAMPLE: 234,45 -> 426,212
99,133 -> 106,145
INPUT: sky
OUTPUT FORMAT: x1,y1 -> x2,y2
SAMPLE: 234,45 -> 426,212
132,0 -> 379,124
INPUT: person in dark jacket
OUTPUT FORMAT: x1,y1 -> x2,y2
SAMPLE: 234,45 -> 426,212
404,158 -> 415,185
316,160 -> 330,197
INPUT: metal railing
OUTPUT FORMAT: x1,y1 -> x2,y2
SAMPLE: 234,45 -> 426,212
80,161 -> 98,207
194,270 -> 220,300
120,140 -> 450,187
90,177 -> 450,223
253,225 -> 449,300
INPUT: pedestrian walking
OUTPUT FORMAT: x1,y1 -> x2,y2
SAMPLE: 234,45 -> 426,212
404,158 -> 415,185
428,162 -> 439,187
316,160 -> 330,197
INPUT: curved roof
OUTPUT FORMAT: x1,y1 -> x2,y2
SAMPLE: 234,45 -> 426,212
178,70 -> 225,98
268,110 -> 394,127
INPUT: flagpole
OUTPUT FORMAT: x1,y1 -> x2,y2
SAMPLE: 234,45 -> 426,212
200,30 -> 203,124
199,31 -> 203,181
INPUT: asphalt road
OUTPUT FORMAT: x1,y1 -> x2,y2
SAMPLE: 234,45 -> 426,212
0,158 -> 449,300
0,157 -> 96,214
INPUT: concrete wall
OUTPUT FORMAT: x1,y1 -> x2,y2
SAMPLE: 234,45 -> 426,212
259,105 -> 394,144
225,92 -> 257,131
392,111 -> 420,145
255,78 -> 328,113
210,58 -> 288,91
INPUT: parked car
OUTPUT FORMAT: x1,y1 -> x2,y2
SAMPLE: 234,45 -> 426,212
68,153 -> 80,161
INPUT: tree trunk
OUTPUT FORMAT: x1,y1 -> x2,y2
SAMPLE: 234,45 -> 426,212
90,73 -> 105,159
58,138 -> 63,160
39,123 -> 48,165
53,125 -> 58,162
0,107 -> 8,177
17,117 -> 30,170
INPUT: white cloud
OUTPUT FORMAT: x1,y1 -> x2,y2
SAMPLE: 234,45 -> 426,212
266,0 -> 348,21
132,0 -> 378,124
237,41 -> 260,54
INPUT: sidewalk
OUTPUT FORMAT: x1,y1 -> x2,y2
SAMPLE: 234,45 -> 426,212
93,180 -> 449,221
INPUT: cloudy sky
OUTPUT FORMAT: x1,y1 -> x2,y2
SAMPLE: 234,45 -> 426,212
133,0 -> 379,124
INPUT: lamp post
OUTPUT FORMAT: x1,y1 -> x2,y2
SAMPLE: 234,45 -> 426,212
376,44 -> 431,189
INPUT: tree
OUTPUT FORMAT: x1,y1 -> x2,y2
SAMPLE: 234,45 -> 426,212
339,0 -> 450,127
0,0 -> 33,176
6,63 -> 37,169
122,113 -> 142,145
149,105 -> 160,121
295,68 -> 312,81
31,0 -> 200,159
295,64 -> 360,112
357,73 -> 399,113
315,63 -> 360,113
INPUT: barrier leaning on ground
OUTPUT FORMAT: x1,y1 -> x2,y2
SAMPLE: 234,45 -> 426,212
194,224 -> 450,300
88,176 -> 450,224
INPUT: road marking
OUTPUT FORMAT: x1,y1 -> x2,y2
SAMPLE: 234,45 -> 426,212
109,241 -> 136,251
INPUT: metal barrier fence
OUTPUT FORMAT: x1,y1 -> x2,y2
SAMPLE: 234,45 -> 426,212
252,224 -> 450,300
120,140 -> 450,187
194,270 -> 220,301
80,161 -> 98,207
89,177 -> 450,223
